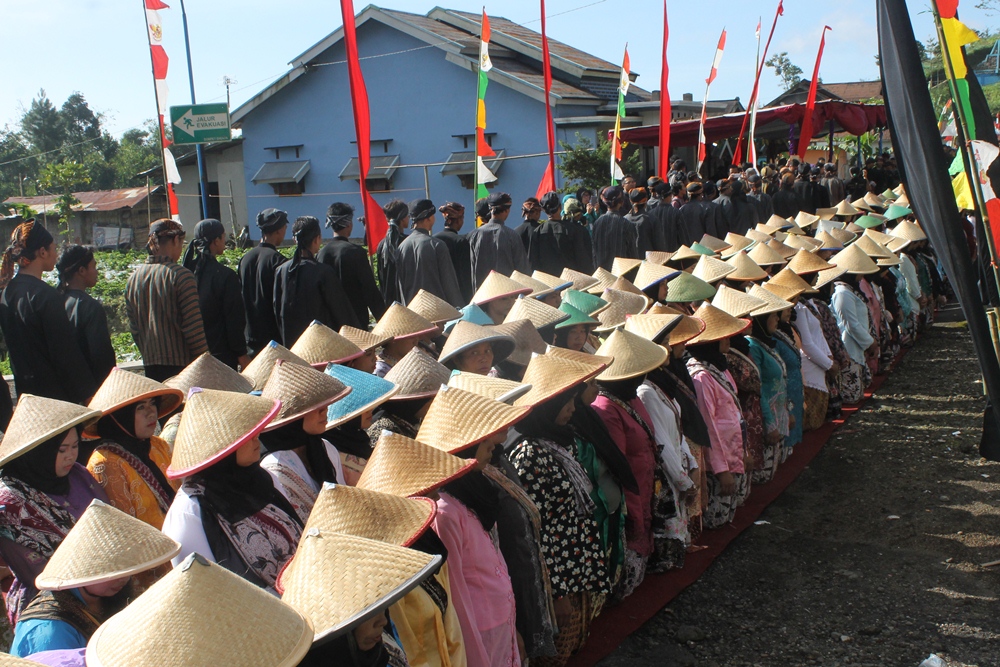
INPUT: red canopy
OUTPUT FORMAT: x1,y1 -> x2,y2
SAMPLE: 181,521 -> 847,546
617,100 -> 888,148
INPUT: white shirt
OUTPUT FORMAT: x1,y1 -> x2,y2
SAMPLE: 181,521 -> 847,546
261,440 -> 345,523
162,486 -> 215,567
795,302 -> 833,391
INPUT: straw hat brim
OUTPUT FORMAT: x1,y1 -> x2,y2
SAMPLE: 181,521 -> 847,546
440,333 -> 516,366
595,330 -> 669,382
340,326 -> 393,352
447,372 -> 532,404
623,313 -> 682,345
358,431 -> 477,498
814,265 -> 849,289
687,304 -> 750,344
416,387 -> 531,455
372,305 -> 439,341
290,323 -> 365,367
304,483 -> 437,548
261,361 -> 352,431
513,355 -> 607,408
327,384 -> 398,429
407,290 -> 463,324
668,314 -> 707,346
165,353 -> 254,397
0,395 -> 102,469
87,368 -> 184,423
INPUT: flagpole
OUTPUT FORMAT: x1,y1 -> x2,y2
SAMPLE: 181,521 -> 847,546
178,0 -> 211,220
697,28 -> 726,174
733,0 -> 783,165
749,18 -> 761,168
140,0 -> 172,218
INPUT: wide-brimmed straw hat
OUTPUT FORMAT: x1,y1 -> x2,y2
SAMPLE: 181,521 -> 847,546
725,250 -> 768,282
645,250 -> 674,265
721,233 -> 754,258
87,368 -> 183,425
851,197 -> 875,213
830,243 -> 881,275
665,271 -> 717,303
514,353 -> 607,408
794,211 -> 821,229
608,275 -> 646,298
416,386 -> 530,454
595,288 -> 650,332
167,389 -> 280,478
766,214 -> 794,230
880,188 -> 899,201
562,289 -> 610,317
748,284 -> 795,315
855,214 -> 885,229
544,346 -> 614,370
623,313 -> 682,345
648,304 -> 708,346
303,483 -> 436,548
560,267 -> 599,291
877,253 -> 902,267
887,236 -> 912,253
781,223 -> 807,237
586,267 -> 618,294
611,257 -> 643,278
357,431 -> 475,497
165,353 -> 253,397
829,227 -> 858,245
818,218 -> 846,234
895,192 -> 910,207
278,530 -> 440,643
472,271 -> 533,305
814,264 -> 849,289
488,319 -> 547,366
595,329 -> 667,381
406,289 -> 462,325
783,234 -> 822,252
86,553 -> 313,667
634,261 -> 680,291
687,303 -> 750,344
768,267 -> 817,295
711,284 -> 767,318
339,326 -> 393,353
384,348 -> 451,400
669,245 -> 701,263
290,321 -> 364,368
699,234 -> 731,253
766,238 -> 798,260
510,271 -> 556,298
786,248 -> 833,276
448,371 -> 531,404
261,360 -> 350,430
864,192 -> 887,210
692,255 -> 737,284
744,229 -> 773,244
835,199 -> 860,217
747,241 -> 787,267
439,321 -> 515,367
36,499 -> 180,591
531,270 -> 574,294
0,395 -> 101,468
372,304 -> 439,341
863,228 -> 896,246
815,231 -> 846,250
503,295 -> 571,330
241,341 -> 310,391
890,219 -> 927,242
853,234 -> 895,259
815,206 -> 837,221
324,365 -> 399,429
556,302 -> 599,329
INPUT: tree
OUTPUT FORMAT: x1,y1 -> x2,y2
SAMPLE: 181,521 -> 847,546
39,161 -> 90,239
765,52 -> 803,91
111,120 -> 162,187
558,133 -> 643,194
20,90 -> 66,156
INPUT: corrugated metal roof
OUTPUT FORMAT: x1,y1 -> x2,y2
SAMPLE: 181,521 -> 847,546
822,81 -> 883,102
381,8 -> 477,48
440,149 -> 506,177
489,57 -> 598,100
4,187 -> 161,213
339,155 -> 400,181
251,160 -> 311,184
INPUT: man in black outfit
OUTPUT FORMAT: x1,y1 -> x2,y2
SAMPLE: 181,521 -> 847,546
317,202 -> 386,327
238,208 -> 288,356
434,202 -> 474,304
514,197 -> 542,252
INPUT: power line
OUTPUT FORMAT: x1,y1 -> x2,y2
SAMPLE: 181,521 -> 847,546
0,135 -> 106,168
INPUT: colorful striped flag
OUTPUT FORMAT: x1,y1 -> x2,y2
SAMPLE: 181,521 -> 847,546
611,47 -> 630,184
142,0 -> 180,220
474,10 -> 497,201
796,26 -> 832,159
697,29 -> 726,170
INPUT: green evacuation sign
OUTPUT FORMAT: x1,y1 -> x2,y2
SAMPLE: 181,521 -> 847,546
170,104 -> 231,144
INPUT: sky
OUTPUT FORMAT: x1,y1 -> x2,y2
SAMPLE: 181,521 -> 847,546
2,0 -> 996,139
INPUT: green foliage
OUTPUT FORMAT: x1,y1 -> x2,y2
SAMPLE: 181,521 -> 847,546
39,161 -> 90,239
765,52 -> 803,92
111,332 -> 140,362
557,133 -> 643,194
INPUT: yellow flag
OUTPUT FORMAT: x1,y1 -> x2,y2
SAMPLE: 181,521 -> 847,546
953,171 -> 975,211
941,18 -> 979,79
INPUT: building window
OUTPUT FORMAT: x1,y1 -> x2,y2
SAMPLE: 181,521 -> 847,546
250,160 -> 311,197
440,149 -> 505,190
339,155 -> 400,192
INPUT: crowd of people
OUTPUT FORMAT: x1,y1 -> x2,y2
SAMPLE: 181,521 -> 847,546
0,152 -> 950,667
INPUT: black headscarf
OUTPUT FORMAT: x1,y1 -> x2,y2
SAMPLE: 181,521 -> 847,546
443,450 -> 500,533
96,403 -> 175,504
687,340 -> 729,372
299,619 -> 390,667
189,452 -> 301,525
729,332 -> 751,355
598,375 -> 645,403
181,219 -> 226,279
565,392 -> 639,494
258,419 -> 338,486
750,315 -> 777,348
2,428 -> 75,495
376,397 -> 428,426
325,416 -> 374,459
514,386 -> 580,449
647,360 -> 713,449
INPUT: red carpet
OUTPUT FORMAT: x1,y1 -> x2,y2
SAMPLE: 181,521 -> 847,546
567,350 -> 909,667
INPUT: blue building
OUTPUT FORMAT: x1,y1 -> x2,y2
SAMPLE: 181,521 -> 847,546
231,5 -> 651,239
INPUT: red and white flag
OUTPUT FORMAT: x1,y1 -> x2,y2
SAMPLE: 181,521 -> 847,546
143,0 -> 180,219
706,29 -> 726,86
698,29 -> 726,169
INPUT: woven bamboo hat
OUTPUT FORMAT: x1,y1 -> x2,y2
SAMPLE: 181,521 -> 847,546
303,483 -> 436,548
556,302 -> 599,329
748,284 -> 795,315
278,530 -> 440,643
439,321 -> 515,366
724,250 -> 768,282
877,253 -> 902,267
165,353 -> 253,397
633,261 -> 679,291
692,255 -> 737,284
687,303 -> 750,344
835,199 -> 860,217
611,257 -> 643,278
665,271 -> 717,303
766,238 -> 798,260
645,250 -> 674,265
358,431 -> 475,497
830,243 -> 880,275
794,211 -> 821,229
781,223 -> 807,237
261,360 -> 351,430
290,321 -> 364,368
446,303 -> 494,333
890,219 -> 927,241
699,234 -> 731,253
747,241 -> 787,267
863,228 -> 896,246
818,218 -> 846,233
721,233 -> 754,258
623,312 -> 682,344
372,303 -> 439,341
472,271 -> 533,305
416,386 -> 530,454
86,553 -> 313,667
658,307 -> 707,346
324,364 -> 399,429
510,271 -> 555,298
768,267 -> 816,295
503,295 -> 571,330
669,245 -> 701,263
339,326 -> 392,353
560,267 -> 599,291
406,290 -> 462,325
562,289 -> 610,317
167,389 -> 280,478
880,188 -> 899,201
595,288 -> 650,332
745,229 -> 774,244
514,353 -> 607,408
448,371 -> 531,404
488,319 -> 547,366
384,348 -> 451,400
895,192 -> 910,207
787,248 -> 834,275
783,234 -> 822,252
0,395 -> 101,468
766,214 -> 794,230
887,236 -> 912,253
864,192 -> 887,210
814,264 -> 849,289
711,284 -> 766,318
815,206 -> 837,220
87,368 -> 183,427
531,270 -> 574,294
851,196 -> 874,213
241,341 -> 310,391
855,214 -> 885,229
586,267 -> 618,294
853,234 -> 895,259
36,499 -> 180,591
544,346 -> 615,370
692,242 -> 719,256
608,275 -> 646,298
595,329 -> 667,381
816,231 -> 846,250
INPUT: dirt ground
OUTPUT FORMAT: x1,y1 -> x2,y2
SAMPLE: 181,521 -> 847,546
600,306 -> 1000,667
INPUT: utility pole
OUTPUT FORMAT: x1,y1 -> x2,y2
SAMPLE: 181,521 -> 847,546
222,75 -> 238,109
179,0 -> 212,221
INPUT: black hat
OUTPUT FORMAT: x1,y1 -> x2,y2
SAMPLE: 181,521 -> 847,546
475,198 -> 491,221
193,218 -> 226,242
325,202 -> 354,230
629,187 -> 649,204
652,180 -> 672,196
747,173 -> 762,184
256,208 -> 288,232
686,182 -> 703,195
383,199 -> 409,223
409,199 -> 436,222
540,192 -> 561,215
810,166 -> 821,176
487,192 -> 513,209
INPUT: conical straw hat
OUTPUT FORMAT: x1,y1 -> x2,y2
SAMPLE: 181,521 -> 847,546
893,183 -> 907,196
794,211 -> 821,229
835,199 -> 860,217
721,233 -> 754,258
0,655 -> 47,666
829,227 -> 857,245
725,250 -> 768,282
863,228 -> 896,245
611,257 -> 643,278
699,234 -> 731,253
384,348 -> 451,400
595,288 -> 650,332
278,530 -> 440,643
815,206 -> 837,220
814,264 -> 849,289
595,329 -> 667,381
748,241 -> 787,266
880,188 -> 898,201
488,319 -> 547,366
165,352 -> 253,397
0,395 -> 101,468
864,192 -> 887,210
781,234 -> 819,252
241,341 -> 310,392
769,267 -> 817,295
669,245 -> 701,263
439,321 -> 515,366
36,499 -> 180,591
644,250 -> 674,265
890,219 -> 927,241
290,321 -> 364,368
692,255 -> 737,284
664,271 -> 717,303
748,284 -> 795,315
167,389 -> 280,478
853,234 -> 895,259
445,303 -> 494,333
786,248 -> 834,275
562,289 -> 610,317
544,346 -> 614,371
86,553 -> 313,667
448,371 -> 531,404
261,360 -> 350,430
830,243 -> 880,274
324,364 -> 399,429
818,218 -> 846,233
513,353 -> 606,408
406,289 -> 462,325
761,281 -> 801,302
623,313 -> 682,344
510,270 -> 554,297
372,303 -> 438,341
766,238 -> 798,260
303,483 -> 436,547
503,295 -> 571,330
851,196 -> 874,213
691,241 -> 718,256
472,271 -> 533,305
633,261 -> 679,291
894,192 -> 910,207
782,223 -> 807,237
556,302 -> 599,329
339,325 -> 392,353
854,214 -> 884,229
656,307 -> 707,346
687,303 -> 750,344
531,270 -> 573,293
358,431 -> 475,497
877,253 -> 902,267
745,229 -> 774,244
887,236 -> 912,253
711,284 -> 766,318
815,231 -> 846,250
560,267 -> 599,291
586,267 -> 618,294
608,275 -> 646,297
416,386 -> 530,454
88,367 -> 183,421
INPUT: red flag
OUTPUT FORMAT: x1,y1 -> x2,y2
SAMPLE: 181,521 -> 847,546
340,0 -> 388,254
697,29 -> 726,169
733,0 -> 783,165
144,0 -> 170,8
797,26 -> 832,159
535,0 -> 557,198
150,45 -> 169,80
657,0 -> 671,179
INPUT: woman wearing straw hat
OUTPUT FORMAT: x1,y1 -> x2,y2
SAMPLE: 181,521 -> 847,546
0,397 -> 106,625
805,266 -> 852,419
552,303 -> 600,353
323,365 -> 399,485
829,247 -> 879,404
438,321 -> 516,377
371,304 -> 439,379
472,271 -> 534,326
761,284 -> 805,459
84,369 -> 184,530
367,348 -> 450,445
162,389 -> 302,590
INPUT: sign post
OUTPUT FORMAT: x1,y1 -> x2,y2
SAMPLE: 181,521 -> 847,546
170,104 -> 231,144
